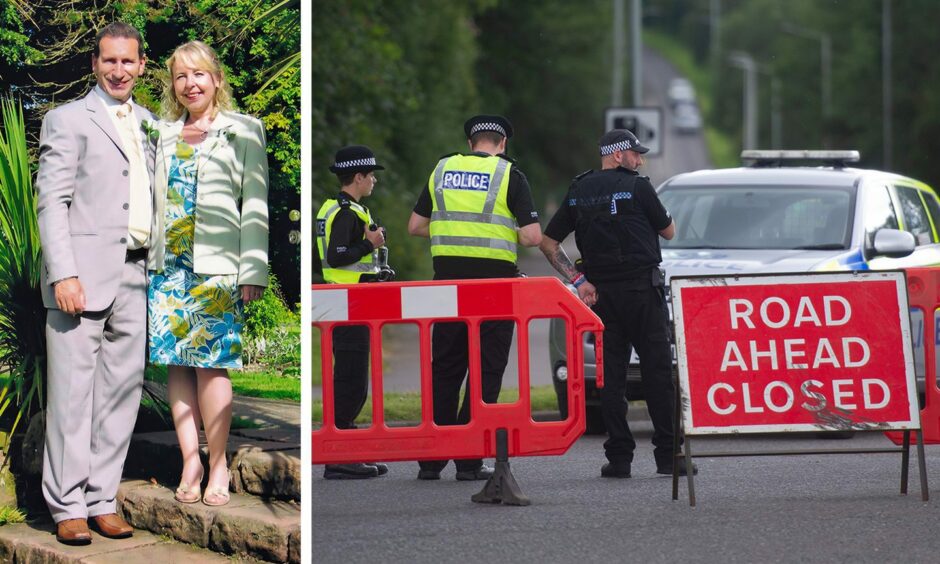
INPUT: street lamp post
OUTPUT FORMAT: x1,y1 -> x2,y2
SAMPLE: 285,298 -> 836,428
781,22 -> 832,119
883,0 -> 892,169
631,0 -> 642,106
729,51 -> 758,150
611,0 -> 625,107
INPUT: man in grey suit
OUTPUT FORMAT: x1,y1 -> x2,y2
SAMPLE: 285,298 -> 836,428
36,22 -> 153,545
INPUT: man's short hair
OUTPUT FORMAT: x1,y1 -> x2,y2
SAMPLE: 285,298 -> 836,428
337,172 -> 359,187
470,131 -> 504,148
94,22 -> 145,58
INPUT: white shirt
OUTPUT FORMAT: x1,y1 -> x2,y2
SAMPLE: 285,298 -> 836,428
95,85 -> 151,249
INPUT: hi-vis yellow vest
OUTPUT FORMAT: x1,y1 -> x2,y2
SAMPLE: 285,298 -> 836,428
316,198 -> 378,284
428,154 -> 518,262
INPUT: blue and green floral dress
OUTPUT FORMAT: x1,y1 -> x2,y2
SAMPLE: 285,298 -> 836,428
148,144 -> 243,369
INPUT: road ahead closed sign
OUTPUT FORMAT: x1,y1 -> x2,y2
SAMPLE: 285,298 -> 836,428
672,272 -> 919,434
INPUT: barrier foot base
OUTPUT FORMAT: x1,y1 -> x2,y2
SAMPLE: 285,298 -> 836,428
471,428 -> 531,506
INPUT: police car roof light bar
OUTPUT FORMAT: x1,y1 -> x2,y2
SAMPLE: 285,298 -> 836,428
741,150 -> 860,169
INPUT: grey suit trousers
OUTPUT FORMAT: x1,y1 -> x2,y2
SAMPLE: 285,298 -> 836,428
42,255 -> 146,522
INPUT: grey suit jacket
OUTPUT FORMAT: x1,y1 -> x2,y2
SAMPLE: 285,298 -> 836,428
35,90 -> 156,312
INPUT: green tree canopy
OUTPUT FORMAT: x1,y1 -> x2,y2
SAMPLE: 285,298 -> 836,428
312,0 -> 613,282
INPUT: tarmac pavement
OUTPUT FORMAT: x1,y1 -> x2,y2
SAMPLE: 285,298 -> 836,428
312,424 -> 940,564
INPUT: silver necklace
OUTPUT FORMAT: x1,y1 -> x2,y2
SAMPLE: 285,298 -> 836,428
188,119 -> 212,140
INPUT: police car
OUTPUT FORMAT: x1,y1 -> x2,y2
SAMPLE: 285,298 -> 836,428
551,150 -> 937,433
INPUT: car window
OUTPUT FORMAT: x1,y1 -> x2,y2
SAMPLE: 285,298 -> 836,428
863,184 -> 899,246
659,186 -> 853,250
921,189 -> 940,236
895,185 -> 934,245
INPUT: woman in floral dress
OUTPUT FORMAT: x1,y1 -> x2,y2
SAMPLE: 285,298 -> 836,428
148,41 -> 269,506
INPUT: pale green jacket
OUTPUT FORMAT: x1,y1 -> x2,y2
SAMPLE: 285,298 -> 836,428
148,111 -> 270,287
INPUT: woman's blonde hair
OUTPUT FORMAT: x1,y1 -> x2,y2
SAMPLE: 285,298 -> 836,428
160,40 -> 234,120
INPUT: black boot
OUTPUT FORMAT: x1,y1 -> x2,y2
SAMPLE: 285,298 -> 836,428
601,461 -> 632,478
656,457 -> 698,476
324,463 -> 380,480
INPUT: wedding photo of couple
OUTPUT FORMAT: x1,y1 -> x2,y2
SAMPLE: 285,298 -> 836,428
0,3 -> 300,562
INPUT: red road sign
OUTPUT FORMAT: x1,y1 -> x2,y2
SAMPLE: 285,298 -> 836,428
672,272 -> 918,434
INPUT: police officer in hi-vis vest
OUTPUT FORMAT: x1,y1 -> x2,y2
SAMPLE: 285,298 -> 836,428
316,145 -> 392,480
408,115 -> 542,481
539,129 -> 697,479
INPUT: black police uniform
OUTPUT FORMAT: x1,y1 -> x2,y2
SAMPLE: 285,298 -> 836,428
320,190 -> 380,430
412,151 -> 539,475
544,166 -> 678,469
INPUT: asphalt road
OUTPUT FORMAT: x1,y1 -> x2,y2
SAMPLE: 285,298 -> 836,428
312,426 -> 940,563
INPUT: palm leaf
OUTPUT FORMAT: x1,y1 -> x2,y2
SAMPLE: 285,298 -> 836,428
0,96 -> 46,454
190,285 -> 235,317
166,215 -> 195,257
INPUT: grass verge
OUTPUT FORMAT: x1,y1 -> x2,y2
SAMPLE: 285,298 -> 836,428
312,330 -> 322,386
312,384 -> 561,424
146,364 -> 300,402
643,29 -> 738,168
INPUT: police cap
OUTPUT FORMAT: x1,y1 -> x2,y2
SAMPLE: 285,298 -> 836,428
329,145 -> 385,174
599,129 -> 649,155
464,115 -> 513,139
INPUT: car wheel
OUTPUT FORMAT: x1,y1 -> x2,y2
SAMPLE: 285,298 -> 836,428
585,406 -> 606,435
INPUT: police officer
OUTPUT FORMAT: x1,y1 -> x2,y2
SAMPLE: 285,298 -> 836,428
316,145 -> 391,480
407,115 -> 542,480
539,129 -> 696,478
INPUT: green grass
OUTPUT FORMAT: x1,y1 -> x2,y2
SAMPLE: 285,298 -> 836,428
231,415 -> 264,429
312,384 -> 561,424
644,29 -> 739,169
312,330 -> 322,386
146,364 -> 300,402
0,505 -> 25,526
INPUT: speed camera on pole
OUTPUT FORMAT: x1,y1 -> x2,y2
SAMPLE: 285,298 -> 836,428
605,107 -> 662,156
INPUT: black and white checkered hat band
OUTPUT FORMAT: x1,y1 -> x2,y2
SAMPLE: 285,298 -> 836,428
600,140 -> 632,156
333,157 -> 377,169
470,122 -> 507,137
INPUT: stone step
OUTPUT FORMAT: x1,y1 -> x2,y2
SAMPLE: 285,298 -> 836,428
125,428 -> 300,501
118,479 -> 300,563
0,520 -> 242,563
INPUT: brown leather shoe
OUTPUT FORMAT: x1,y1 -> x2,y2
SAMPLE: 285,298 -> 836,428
56,518 -> 92,545
89,513 -> 133,539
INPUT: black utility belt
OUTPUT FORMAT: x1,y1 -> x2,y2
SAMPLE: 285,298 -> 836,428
591,267 -> 665,288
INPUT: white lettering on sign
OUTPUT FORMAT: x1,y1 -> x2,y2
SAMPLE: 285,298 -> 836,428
760,297 -> 790,328
729,299 -> 755,329
765,381 -> 794,413
707,383 -> 736,415
719,337 -> 870,372
800,379 -> 826,411
728,295 -> 853,329
863,379 -> 890,409
705,378 -> 892,416
784,338 -> 808,369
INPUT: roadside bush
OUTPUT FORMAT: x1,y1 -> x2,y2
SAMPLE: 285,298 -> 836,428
243,273 -> 299,369
244,272 -> 296,337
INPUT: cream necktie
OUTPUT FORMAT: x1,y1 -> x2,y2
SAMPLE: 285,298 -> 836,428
116,103 -> 151,248
116,104 -> 140,155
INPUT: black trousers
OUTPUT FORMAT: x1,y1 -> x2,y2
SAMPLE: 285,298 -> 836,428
332,325 -> 370,430
593,280 -> 677,465
418,320 -> 514,472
